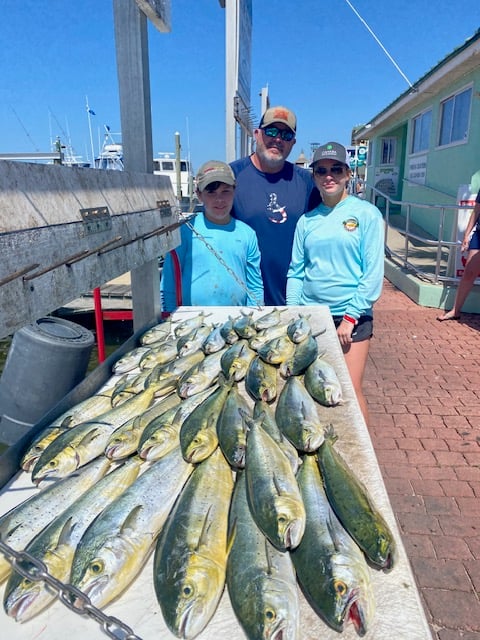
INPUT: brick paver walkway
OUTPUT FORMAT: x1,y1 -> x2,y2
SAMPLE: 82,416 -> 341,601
366,279 -> 480,639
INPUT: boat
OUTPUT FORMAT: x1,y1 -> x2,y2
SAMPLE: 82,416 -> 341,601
153,152 -> 194,207
94,140 -> 195,210
94,141 -> 124,171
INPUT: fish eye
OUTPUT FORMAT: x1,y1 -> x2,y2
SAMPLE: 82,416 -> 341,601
334,580 -> 347,596
182,585 -> 193,597
264,608 -> 276,621
90,559 -> 104,574
48,460 -> 58,469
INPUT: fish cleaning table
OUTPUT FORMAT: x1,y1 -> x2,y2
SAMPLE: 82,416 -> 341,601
0,306 -> 433,640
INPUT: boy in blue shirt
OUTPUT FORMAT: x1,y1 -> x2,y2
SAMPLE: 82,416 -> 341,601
161,160 -> 264,312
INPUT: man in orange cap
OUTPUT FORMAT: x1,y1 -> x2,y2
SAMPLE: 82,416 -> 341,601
231,105 -> 319,306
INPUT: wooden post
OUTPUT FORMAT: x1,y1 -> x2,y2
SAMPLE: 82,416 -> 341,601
113,0 -> 161,333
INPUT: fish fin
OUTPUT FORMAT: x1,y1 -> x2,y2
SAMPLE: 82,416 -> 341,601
57,516 -> 78,546
326,512 -> 342,552
195,504 -> 214,551
4,521 -> 22,538
120,504 -> 144,535
206,413 -> 218,430
324,423 -> 338,443
272,472 -> 282,496
279,362 -> 290,378
238,408 -> 254,432
313,327 -> 327,337
300,401 -> 309,421
77,426 -> 105,449
217,371 -> 228,386
264,538 -> 275,576
226,518 -> 237,556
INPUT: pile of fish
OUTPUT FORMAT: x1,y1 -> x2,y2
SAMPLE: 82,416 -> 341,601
0,307 -> 397,640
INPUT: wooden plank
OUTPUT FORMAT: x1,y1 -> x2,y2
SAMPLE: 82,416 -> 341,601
0,160 -> 181,338
0,306 -> 432,640
0,160 -> 175,232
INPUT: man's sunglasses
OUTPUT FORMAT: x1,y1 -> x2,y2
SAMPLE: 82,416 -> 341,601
262,126 -> 295,142
314,165 -> 345,176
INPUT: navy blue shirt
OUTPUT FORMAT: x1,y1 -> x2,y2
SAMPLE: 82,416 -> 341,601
231,157 -> 319,306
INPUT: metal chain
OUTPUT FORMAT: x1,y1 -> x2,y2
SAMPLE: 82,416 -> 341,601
0,536 -> 142,640
178,211 -> 264,310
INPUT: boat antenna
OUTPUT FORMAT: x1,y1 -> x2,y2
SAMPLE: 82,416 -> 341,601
186,116 -> 194,207
85,96 -> 96,167
344,0 -> 415,90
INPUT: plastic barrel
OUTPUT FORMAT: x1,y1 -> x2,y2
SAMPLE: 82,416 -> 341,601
0,317 -> 95,443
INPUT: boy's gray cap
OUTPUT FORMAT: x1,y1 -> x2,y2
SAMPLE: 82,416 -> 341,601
310,142 -> 348,167
196,160 -> 236,191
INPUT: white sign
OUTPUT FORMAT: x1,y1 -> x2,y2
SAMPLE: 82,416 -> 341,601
225,0 -> 253,161
408,154 -> 427,185
237,0 -> 252,106
374,166 -> 399,197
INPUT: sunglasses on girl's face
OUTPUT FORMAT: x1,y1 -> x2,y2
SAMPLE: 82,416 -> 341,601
314,165 -> 345,176
262,126 -> 295,142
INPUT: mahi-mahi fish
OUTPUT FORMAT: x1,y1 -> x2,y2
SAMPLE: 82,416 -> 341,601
317,426 -> 396,571
243,411 -> 306,550
153,447 -> 234,639
70,447 -> 193,609
292,453 -> 375,635
31,383 -> 159,483
226,471 -> 300,640
0,457 -> 111,583
3,457 -> 142,621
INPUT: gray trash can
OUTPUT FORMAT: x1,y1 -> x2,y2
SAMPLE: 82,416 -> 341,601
0,317 -> 95,444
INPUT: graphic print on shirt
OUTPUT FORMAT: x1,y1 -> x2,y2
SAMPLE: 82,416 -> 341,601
266,193 -> 287,224
342,217 -> 359,232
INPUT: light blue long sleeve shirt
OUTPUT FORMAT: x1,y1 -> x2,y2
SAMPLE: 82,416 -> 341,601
161,214 -> 264,312
286,196 -> 384,318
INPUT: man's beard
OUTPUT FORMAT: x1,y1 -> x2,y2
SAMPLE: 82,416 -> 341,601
256,145 -> 286,171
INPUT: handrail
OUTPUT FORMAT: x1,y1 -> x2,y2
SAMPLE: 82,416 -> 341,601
366,184 -> 475,285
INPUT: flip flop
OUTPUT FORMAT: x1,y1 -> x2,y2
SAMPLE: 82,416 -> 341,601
436,314 -> 460,322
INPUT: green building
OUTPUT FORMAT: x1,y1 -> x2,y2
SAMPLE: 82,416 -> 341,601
353,30 -> 480,312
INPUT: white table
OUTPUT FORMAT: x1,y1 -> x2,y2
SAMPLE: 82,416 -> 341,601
0,306 -> 432,640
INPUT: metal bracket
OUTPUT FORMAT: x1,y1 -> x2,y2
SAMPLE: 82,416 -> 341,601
79,206 -> 112,235
157,200 -> 173,218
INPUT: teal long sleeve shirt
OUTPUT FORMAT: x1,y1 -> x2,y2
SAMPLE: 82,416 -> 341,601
161,214 -> 264,312
286,196 -> 384,318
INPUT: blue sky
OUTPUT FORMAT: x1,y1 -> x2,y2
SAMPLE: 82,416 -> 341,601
1,0 -> 479,172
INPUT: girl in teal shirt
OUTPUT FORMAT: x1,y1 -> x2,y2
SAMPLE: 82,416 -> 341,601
287,142 -> 384,422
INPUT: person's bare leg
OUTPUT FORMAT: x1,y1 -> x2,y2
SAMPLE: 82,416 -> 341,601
342,339 -> 371,424
438,249 -> 480,320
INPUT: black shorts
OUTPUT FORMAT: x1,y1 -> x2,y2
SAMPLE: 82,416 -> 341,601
333,315 -> 373,343
468,227 -> 480,251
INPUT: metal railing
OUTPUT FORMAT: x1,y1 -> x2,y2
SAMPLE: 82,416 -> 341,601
366,185 -> 470,285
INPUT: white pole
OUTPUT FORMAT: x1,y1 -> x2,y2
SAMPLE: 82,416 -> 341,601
85,96 -> 95,168
175,131 -> 182,203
